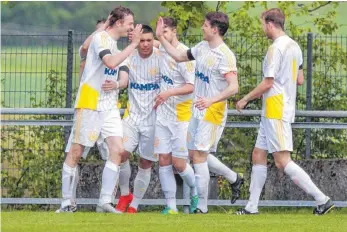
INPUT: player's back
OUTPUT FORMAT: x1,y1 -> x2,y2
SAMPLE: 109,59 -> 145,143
262,35 -> 303,122
123,48 -> 161,126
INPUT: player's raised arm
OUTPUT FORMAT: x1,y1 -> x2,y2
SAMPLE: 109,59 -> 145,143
102,24 -> 142,69
156,17 -> 190,63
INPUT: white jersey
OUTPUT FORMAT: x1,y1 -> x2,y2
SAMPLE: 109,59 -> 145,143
122,48 -> 161,126
261,35 -> 303,123
157,43 -> 195,122
190,41 -> 238,126
75,31 -> 121,111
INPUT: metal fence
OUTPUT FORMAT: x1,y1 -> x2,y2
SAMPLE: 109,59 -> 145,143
1,31 -> 347,205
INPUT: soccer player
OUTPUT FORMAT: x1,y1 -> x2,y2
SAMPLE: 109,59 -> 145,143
152,17 -> 198,214
156,12 -> 244,214
235,8 -> 334,215
112,25 -> 162,214
56,6 -> 142,213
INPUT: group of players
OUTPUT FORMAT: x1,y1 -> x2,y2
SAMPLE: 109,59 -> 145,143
56,6 -> 335,216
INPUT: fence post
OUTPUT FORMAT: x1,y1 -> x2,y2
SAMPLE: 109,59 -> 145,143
64,30 -> 74,152
305,32 -> 313,159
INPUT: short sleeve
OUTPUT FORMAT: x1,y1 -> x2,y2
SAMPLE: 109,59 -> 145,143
263,45 -> 281,78
189,41 -> 205,60
93,32 -> 112,59
178,60 -> 196,85
218,46 -> 238,75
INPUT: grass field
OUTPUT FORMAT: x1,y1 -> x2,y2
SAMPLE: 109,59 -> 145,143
2,209 -> 347,232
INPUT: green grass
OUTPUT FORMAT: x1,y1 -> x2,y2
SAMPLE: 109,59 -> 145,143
2,209 -> 347,232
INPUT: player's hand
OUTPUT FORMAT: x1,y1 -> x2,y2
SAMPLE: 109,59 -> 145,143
156,17 -> 164,39
153,91 -> 170,109
236,98 -> 248,112
102,80 -> 119,92
130,24 -> 143,45
128,30 -> 133,42
194,97 -> 213,110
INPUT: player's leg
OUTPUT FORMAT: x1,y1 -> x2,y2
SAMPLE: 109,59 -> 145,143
170,121 -> 198,213
97,109 -> 124,213
237,119 -> 268,215
155,120 -> 178,214
271,120 -> 334,215
57,109 -> 98,213
115,120 -> 139,212
128,158 -> 153,213
207,126 -> 244,204
128,125 -> 156,213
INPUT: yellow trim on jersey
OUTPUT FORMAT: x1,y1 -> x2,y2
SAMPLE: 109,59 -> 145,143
219,44 -> 236,70
209,124 -> 218,148
275,120 -> 285,150
204,101 -> 226,125
292,59 -> 297,82
100,32 -> 108,49
123,101 -> 130,119
176,99 -> 193,122
265,94 -> 283,120
267,45 -> 274,65
74,109 -> 83,144
75,83 -> 99,110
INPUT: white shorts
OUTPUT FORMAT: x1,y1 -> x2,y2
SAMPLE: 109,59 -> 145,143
187,117 -> 224,153
65,108 -> 123,157
123,119 -> 158,162
154,119 -> 189,159
255,117 -> 293,153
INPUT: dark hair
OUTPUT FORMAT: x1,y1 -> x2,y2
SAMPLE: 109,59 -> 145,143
205,12 -> 229,36
163,17 -> 177,28
96,18 -> 106,25
109,6 -> 134,26
142,25 -> 154,35
261,8 -> 285,30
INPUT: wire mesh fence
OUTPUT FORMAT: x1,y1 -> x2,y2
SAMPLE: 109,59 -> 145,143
1,31 -> 347,200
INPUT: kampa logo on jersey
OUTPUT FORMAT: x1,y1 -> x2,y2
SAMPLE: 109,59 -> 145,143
130,82 -> 160,91
162,75 -> 173,85
104,67 -> 118,76
195,71 -> 209,83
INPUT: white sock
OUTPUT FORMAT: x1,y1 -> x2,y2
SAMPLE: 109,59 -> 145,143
284,161 -> 328,205
71,165 -> 79,204
245,164 -> 267,213
194,162 -> 209,213
61,163 -> 76,208
99,161 -> 120,205
129,167 -> 151,210
119,160 -> 131,196
159,165 -> 177,211
179,164 -> 198,196
207,154 -> 237,183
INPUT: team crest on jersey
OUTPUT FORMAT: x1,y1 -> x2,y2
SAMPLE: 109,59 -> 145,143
149,67 -> 159,76
162,75 -> 173,85
207,58 -> 215,67
195,71 -> 209,83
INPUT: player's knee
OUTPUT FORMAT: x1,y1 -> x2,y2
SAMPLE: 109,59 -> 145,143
139,158 -> 153,169
252,149 -> 267,165
159,154 -> 171,166
274,159 -> 286,170
172,161 -> 186,173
